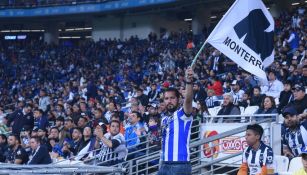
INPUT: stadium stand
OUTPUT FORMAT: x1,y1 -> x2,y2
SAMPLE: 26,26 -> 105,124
0,0 -> 305,174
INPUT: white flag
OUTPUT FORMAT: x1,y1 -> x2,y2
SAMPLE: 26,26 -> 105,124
206,0 -> 274,81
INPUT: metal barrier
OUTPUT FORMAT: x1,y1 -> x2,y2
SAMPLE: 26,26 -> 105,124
0,164 -> 125,174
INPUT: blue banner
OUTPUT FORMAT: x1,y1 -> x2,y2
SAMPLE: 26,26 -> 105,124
0,0 -> 176,18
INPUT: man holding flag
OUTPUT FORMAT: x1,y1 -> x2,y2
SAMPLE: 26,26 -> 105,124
158,0 -> 275,174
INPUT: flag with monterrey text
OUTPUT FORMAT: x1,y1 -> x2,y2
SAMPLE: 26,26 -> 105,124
206,0 -> 274,81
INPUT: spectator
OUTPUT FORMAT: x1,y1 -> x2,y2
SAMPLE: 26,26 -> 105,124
293,146 -> 307,175
143,103 -> 160,124
20,127 -> 31,153
278,81 -> 294,113
237,124 -> 274,175
289,84 -> 307,114
92,108 -> 108,127
216,93 -> 240,122
286,28 -> 300,50
27,136 -> 52,164
230,80 -> 245,105
38,89 -> 50,113
282,107 -> 307,158
193,82 -> 207,103
105,102 -> 116,123
147,116 -> 160,152
6,134 -> 29,164
205,89 -> 219,108
37,128 -> 49,150
255,96 -> 278,115
136,88 -> 149,107
158,67 -> 194,175
250,86 -> 265,107
75,126 -> 95,161
301,65 -> 307,87
63,127 -> 82,157
261,70 -> 284,99
94,120 -> 127,165
207,76 -> 223,96
238,92 -> 250,109
33,108 -> 49,130
148,83 -> 159,103
0,134 -> 8,162
77,116 -> 88,129
8,104 -> 34,135
125,111 -> 146,153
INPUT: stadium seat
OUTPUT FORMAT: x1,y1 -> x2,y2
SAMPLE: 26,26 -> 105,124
278,114 -> 284,123
288,157 -> 303,173
242,106 -> 259,115
239,107 -> 245,114
274,155 -> 289,173
274,98 -> 280,106
239,107 -> 246,122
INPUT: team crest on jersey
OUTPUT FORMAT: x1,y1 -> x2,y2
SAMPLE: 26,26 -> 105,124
267,156 -> 273,164
27,116 -> 31,120
17,150 -> 21,155
251,167 -> 258,173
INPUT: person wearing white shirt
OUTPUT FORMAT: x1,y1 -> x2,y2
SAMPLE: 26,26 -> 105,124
261,71 -> 284,99
230,80 -> 245,105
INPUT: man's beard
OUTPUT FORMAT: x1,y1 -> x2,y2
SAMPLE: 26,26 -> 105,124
167,104 -> 178,113
8,144 -> 15,149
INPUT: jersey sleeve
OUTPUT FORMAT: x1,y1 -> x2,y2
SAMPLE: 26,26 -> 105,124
178,107 -> 193,120
242,147 -> 247,163
264,148 -> 274,166
301,120 -> 307,130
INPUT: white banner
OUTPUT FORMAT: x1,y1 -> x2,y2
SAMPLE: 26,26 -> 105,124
206,0 -> 274,81
200,123 -> 271,165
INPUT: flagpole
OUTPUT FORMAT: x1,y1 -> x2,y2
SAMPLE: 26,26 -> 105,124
189,0 -> 240,68
190,40 -> 208,68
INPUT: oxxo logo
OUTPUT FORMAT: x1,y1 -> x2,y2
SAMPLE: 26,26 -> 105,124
234,9 -> 274,61
221,136 -> 248,153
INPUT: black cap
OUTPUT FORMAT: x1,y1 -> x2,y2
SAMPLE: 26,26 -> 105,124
32,127 -> 39,132
56,116 -> 64,122
282,107 -> 298,116
38,128 -> 47,133
292,84 -> 305,92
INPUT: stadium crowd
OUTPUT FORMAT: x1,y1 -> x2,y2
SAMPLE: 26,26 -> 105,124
0,4 -> 305,173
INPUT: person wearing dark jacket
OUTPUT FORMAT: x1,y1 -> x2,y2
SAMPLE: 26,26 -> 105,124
193,83 -> 207,103
254,96 -> 278,121
8,104 -> 34,135
0,134 -> 8,162
136,88 -> 149,106
217,93 -> 240,122
250,86 -> 265,107
28,137 -> 52,164
33,108 -> 49,130
278,81 -> 293,113
288,84 -> 307,114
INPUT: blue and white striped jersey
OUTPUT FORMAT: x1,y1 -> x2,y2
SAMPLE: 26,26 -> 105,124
242,141 -> 274,175
161,107 -> 193,162
282,120 -> 307,157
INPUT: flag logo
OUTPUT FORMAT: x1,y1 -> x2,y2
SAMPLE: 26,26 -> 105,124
234,9 -> 274,62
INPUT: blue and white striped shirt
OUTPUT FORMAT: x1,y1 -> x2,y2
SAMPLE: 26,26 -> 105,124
282,120 -> 307,156
242,141 -> 274,175
161,107 -> 193,161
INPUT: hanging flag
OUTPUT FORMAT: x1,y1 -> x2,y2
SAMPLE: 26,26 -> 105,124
206,0 -> 274,81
